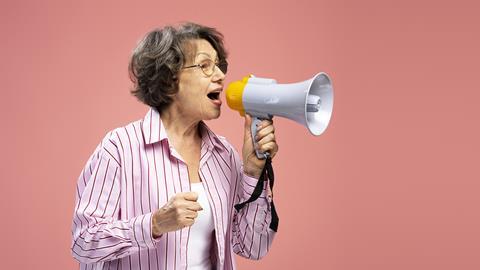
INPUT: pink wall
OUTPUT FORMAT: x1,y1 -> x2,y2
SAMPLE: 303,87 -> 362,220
1,0 -> 479,269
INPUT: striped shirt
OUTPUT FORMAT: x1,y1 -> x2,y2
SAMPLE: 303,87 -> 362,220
71,108 -> 276,270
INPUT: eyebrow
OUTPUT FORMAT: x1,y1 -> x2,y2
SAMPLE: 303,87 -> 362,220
196,52 -> 218,62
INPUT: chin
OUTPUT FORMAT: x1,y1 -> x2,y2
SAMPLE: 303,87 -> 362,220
204,110 -> 221,121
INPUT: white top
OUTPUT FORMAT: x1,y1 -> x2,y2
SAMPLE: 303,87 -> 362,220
187,182 -> 215,270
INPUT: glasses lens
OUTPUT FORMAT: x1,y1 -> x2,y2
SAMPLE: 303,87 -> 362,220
200,59 -> 215,76
197,59 -> 228,76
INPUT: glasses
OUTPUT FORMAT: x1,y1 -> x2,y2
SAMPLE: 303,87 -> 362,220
182,58 -> 228,77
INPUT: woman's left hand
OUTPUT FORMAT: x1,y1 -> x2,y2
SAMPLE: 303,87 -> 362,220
242,114 -> 279,179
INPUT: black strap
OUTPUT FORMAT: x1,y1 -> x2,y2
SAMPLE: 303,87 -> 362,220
234,157 -> 279,232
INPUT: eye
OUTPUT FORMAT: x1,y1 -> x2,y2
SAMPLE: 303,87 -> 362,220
200,60 -> 213,70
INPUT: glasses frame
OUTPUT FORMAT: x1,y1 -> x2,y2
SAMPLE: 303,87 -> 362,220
182,58 -> 228,77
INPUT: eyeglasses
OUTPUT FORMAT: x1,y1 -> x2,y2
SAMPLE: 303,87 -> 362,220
182,58 -> 228,77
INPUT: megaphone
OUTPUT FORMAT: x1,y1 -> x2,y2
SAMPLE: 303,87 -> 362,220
226,72 -> 334,159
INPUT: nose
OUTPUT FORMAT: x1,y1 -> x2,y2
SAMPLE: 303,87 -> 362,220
212,65 -> 226,83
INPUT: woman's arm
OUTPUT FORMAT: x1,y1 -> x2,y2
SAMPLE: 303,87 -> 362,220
230,148 -> 277,260
71,135 -> 158,264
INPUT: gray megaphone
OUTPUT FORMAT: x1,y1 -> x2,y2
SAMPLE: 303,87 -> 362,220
226,72 -> 334,159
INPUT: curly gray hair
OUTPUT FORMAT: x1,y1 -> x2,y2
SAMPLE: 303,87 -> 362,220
128,22 -> 228,111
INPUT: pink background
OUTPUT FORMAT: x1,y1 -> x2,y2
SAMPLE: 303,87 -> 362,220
1,0 -> 479,269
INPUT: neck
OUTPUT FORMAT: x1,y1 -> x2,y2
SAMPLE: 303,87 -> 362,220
159,105 -> 201,145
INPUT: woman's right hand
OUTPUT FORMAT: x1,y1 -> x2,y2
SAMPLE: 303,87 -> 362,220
152,192 -> 203,238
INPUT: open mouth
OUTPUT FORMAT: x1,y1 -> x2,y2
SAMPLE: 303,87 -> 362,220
207,92 -> 221,101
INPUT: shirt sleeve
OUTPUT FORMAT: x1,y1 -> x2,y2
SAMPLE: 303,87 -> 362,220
71,134 -> 160,264
229,146 -> 277,260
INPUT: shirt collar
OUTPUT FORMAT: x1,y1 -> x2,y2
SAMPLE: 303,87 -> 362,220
141,108 -> 229,151
142,107 -> 168,145
198,120 -> 229,151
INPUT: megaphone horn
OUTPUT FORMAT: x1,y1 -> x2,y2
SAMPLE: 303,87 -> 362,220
226,72 -> 334,159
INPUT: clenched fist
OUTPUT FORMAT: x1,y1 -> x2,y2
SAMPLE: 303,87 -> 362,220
152,192 -> 203,238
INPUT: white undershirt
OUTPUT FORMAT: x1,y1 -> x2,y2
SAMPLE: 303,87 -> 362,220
187,182 -> 215,270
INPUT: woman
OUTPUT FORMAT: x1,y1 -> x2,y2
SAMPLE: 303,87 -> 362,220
71,22 -> 279,270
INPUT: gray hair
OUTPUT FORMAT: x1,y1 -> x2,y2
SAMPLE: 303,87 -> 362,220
128,22 -> 228,111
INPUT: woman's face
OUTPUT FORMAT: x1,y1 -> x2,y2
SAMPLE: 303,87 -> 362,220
174,39 -> 226,121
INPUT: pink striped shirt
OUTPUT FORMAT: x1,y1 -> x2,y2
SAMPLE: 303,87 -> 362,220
71,108 -> 276,270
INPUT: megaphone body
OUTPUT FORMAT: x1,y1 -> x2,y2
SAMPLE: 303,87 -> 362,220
226,73 -> 334,159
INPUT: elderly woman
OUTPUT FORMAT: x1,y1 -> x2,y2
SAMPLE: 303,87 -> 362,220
71,22 -> 279,270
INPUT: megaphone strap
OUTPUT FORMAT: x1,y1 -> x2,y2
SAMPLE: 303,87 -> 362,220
234,157 -> 279,232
